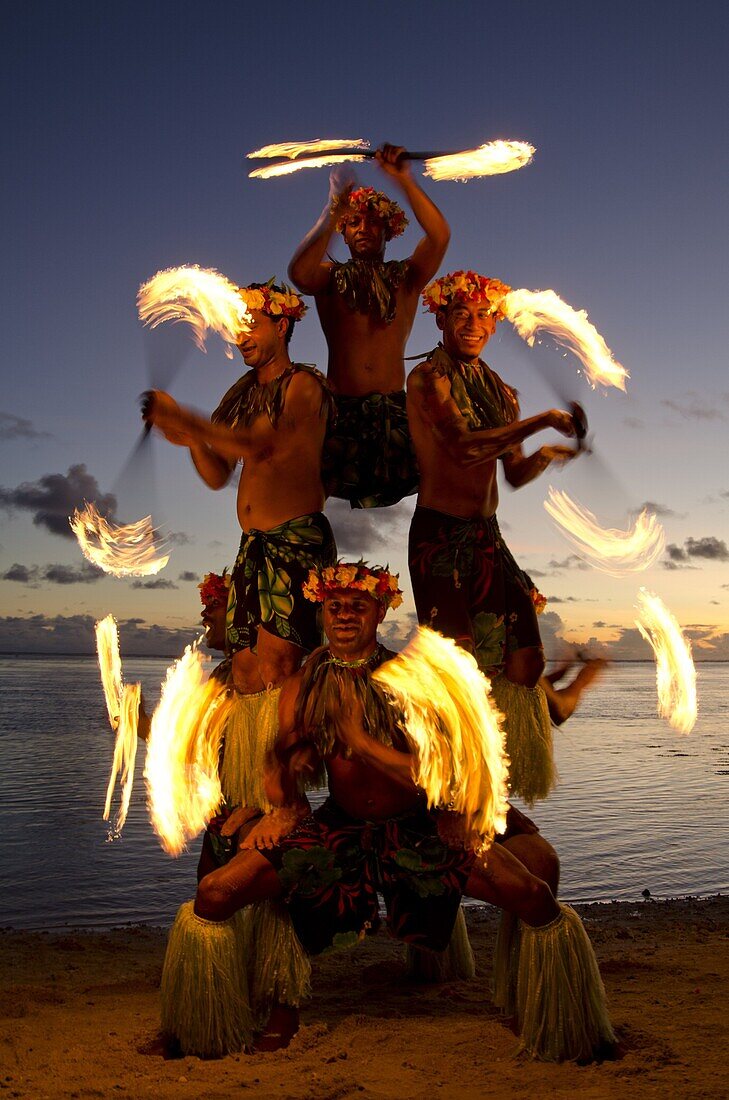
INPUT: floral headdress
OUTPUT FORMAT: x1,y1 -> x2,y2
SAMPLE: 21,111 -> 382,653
335,187 -> 409,241
238,278 -> 307,322
198,571 -> 230,610
303,561 -> 403,611
423,270 -> 512,321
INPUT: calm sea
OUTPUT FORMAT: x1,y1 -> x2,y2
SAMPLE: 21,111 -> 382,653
0,656 -> 727,930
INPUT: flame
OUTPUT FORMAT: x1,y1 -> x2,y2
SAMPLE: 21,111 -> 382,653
249,154 -> 368,179
423,140 -> 535,181
248,138 -> 370,159
544,488 -> 665,576
144,642 -> 232,856
70,503 -> 170,578
503,288 -> 628,391
95,615 -> 123,729
103,683 -> 141,838
137,265 -> 250,359
635,589 -> 697,733
373,627 -> 509,847
96,615 -> 140,837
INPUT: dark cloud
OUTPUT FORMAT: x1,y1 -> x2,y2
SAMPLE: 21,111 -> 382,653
377,611 -> 418,653
178,571 -> 199,582
661,395 -> 725,421
43,562 -> 104,585
719,490 -> 729,500
593,621 -> 607,628
168,530 -> 192,546
1,563 -> 41,585
0,613 -> 197,655
685,536 -> 729,561
325,499 -> 412,560
0,463 -> 116,539
130,578 -> 179,590
1,561 -> 103,585
666,543 -> 688,562
623,416 -> 645,430
0,411 -> 52,442
546,595 -> 583,603
633,501 -> 681,519
546,554 -> 590,572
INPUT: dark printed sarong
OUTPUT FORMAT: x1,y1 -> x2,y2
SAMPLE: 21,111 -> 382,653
260,798 -> 475,956
323,391 -> 418,509
408,506 -> 542,675
226,513 -> 336,654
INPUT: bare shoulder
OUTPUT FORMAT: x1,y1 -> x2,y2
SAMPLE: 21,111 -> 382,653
286,367 -> 330,409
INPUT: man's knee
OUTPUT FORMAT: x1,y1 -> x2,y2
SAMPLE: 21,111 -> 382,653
194,870 -> 232,922
503,834 -> 561,896
505,646 -> 545,689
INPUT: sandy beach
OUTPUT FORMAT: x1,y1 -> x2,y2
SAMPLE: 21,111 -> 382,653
1,896 -> 726,1099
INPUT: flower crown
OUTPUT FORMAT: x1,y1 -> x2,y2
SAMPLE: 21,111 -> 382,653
423,271 -> 512,321
238,279 -> 307,322
303,561 -> 403,611
336,187 -> 409,240
198,571 -> 230,609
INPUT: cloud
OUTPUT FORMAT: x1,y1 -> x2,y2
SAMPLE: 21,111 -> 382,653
661,394 -> 725,421
1,563 -> 41,586
0,411 -> 52,443
1,561 -> 103,585
546,554 -> 590,572
42,562 -> 104,585
633,501 -> 681,519
168,530 -> 192,546
546,595 -> 584,603
685,536 -> 729,561
623,416 -> 645,430
130,578 -> 179,590
0,464 -> 116,538
378,611 -> 418,652
0,613 -> 197,656
178,571 -> 199,582
666,543 -> 688,562
325,499 -> 412,560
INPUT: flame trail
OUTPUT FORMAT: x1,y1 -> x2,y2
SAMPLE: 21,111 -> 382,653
373,627 -> 509,848
95,615 -> 123,729
423,140 -> 535,181
544,488 -> 665,576
96,615 -> 140,837
137,265 -> 250,359
144,642 -> 232,856
503,288 -> 628,391
248,138 -> 370,159
249,154 -> 368,179
103,682 -> 141,838
635,589 -> 697,734
70,503 -> 170,577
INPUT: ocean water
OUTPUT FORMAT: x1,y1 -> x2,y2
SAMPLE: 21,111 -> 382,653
0,656 -> 727,930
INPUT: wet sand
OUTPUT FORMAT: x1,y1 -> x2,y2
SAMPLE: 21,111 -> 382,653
1,896 -> 726,1099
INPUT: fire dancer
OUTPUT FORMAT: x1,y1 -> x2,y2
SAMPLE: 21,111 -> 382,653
159,563 -> 614,1063
407,271 -> 583,805
288,146 -> 450,507
143,280 -> 337,698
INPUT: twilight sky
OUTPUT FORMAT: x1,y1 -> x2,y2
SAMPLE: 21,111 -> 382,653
2,0 -> 728,658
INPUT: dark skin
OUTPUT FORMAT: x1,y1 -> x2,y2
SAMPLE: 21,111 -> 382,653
193,592 -> 560,934
142,309 -> 327,694
288,146 -> 450,396
406,298 -> 582,690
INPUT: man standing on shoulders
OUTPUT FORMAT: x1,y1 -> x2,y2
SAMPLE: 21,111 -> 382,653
406,271 -> 582,805
288,146 -> 450,507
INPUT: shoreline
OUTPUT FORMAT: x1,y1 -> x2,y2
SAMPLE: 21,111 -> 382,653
2,896 -> 726,1099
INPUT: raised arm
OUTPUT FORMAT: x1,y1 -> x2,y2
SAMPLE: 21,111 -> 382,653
141,391 -> 235,488
377,145 -> 450,291
288,165 -> 355,294
501,441 -> 579,488
335,691 -> 418,792
407,365 -> 576,467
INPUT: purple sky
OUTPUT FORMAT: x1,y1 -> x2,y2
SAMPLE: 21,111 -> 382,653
1,1 -> 728,658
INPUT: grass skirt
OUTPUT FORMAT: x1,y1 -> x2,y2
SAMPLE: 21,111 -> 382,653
490,675 -> 555,806
404,906 -> 476,982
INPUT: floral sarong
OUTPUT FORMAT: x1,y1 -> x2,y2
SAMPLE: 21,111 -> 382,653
260,797 -> 475,956
323,390 -> 418,509
226,513 -> 336,654
408,506 -> 542,675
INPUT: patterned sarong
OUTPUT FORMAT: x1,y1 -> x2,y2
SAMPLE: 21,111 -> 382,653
226,513 -> 336,654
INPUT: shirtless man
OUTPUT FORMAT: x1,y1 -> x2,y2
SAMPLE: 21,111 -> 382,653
406,271 -> 583,805
159,564 -> 614,1063
143,280 -> 336,695
288,146 -> 450,507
